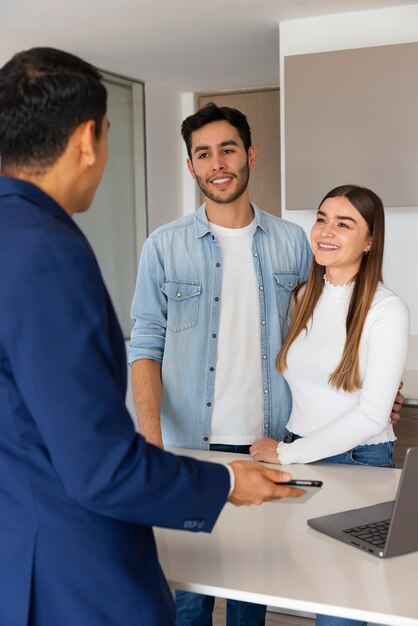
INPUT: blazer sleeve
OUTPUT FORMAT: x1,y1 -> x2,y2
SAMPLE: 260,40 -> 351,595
4,230 -> 229,531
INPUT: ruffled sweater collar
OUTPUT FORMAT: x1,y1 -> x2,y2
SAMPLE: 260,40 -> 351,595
323,275 -> 354,299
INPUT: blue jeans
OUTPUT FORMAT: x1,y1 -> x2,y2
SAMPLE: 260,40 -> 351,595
175,591 -> 266,626
316,617 -> 367,626
285,431 -> 394,626
283,431 -> 395,468
175,443 -> 266,626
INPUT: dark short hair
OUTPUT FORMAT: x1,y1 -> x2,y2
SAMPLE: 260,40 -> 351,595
0,47 -> 107,174
181,102 -> 252,158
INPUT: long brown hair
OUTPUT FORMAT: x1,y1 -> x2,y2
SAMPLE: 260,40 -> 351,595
277,184 -> 385,392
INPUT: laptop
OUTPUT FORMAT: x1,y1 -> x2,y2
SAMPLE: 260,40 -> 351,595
307,446 -> 418,558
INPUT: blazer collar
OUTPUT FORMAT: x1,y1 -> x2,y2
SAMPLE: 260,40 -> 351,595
0,175 -> 80,233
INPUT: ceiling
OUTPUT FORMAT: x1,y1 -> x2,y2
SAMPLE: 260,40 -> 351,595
1,0 -> 416,92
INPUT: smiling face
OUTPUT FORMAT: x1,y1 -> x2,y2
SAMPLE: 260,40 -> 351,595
187,120 -> 256,206
311,195 -> 372,285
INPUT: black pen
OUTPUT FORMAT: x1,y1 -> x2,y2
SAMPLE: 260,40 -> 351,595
276,479 -> 323,487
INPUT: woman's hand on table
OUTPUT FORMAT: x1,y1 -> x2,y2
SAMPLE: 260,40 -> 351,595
250,437 -> 281,464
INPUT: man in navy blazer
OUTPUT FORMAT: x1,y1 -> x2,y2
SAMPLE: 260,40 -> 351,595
0,47 -> 300,626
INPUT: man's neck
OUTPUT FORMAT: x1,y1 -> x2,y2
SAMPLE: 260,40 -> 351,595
9,156 -> 84,217
12,171 -> 73,216
205,193 -> 254,229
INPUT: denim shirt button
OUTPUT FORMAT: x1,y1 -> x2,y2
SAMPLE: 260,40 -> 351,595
264,388 -> 269,394
206,402 -> 211,407
262,354 -> 267,360
203,437 -> 209,442
209,367 -> 214,372
253,252 -> 258,257
176,292 -> 182,298
259,285 -> 264,291
214,297 -> 219,302
261,320 -> 266,325
289,282 -> 293,288
212,333 -> 217,338
216,262 -> 220,267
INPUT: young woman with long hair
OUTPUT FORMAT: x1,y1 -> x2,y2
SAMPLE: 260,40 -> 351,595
250,184 -> 409,468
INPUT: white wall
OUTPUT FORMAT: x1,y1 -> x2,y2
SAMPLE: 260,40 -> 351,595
144,86 -> 201,231
181,92 -> 198,216
144,83 -> 186,232
280,5 -> 418,353
144,89 -> 198,226
0,41 -> 27,62
136,88 -> 196,233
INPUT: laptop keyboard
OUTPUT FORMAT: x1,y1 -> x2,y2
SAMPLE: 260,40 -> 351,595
343,519 -> 390,548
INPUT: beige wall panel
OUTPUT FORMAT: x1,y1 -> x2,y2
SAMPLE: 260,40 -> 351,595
285,42 -> 418,210
198,89 -> 280,216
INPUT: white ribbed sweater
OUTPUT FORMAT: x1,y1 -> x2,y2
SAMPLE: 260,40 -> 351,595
278,281 -> 409,465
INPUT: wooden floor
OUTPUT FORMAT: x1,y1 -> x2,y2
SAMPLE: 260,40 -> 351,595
394,405 -> 418,467
213,599 -> 314,625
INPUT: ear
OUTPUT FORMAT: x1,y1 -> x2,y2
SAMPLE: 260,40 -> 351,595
187,158 -> 197,180
76,120 -> 98,167
248,145 -> 257,169
364,238 -> 372,253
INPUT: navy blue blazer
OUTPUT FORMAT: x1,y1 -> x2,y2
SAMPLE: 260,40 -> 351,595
0,177 -> 230,626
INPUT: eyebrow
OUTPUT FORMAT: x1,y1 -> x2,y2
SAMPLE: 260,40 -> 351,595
317,209 -> 357,224
193,139 -> 239,155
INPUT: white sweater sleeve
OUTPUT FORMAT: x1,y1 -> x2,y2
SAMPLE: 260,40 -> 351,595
278,295 -> 409,465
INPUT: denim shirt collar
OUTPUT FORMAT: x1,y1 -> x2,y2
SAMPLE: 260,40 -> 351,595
194,202 -> 270,238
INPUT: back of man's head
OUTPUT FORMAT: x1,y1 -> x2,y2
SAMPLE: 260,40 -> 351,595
0,47 -> 107,176
181,102 -> 252,159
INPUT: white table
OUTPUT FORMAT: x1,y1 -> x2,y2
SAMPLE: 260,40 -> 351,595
155,449 -> 418,626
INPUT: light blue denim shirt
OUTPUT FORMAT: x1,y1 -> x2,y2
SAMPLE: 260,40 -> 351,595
128,204 -> 312,449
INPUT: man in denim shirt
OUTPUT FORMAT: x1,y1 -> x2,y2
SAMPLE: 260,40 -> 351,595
128,103 -> 312,626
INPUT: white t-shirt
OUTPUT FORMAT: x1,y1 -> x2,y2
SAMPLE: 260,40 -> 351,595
209,219 -> 263,444
278,280 -> 409,464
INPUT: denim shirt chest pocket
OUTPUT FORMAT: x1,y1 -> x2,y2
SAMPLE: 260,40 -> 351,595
161,280 -> 202,332
273,272 -> 299,321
